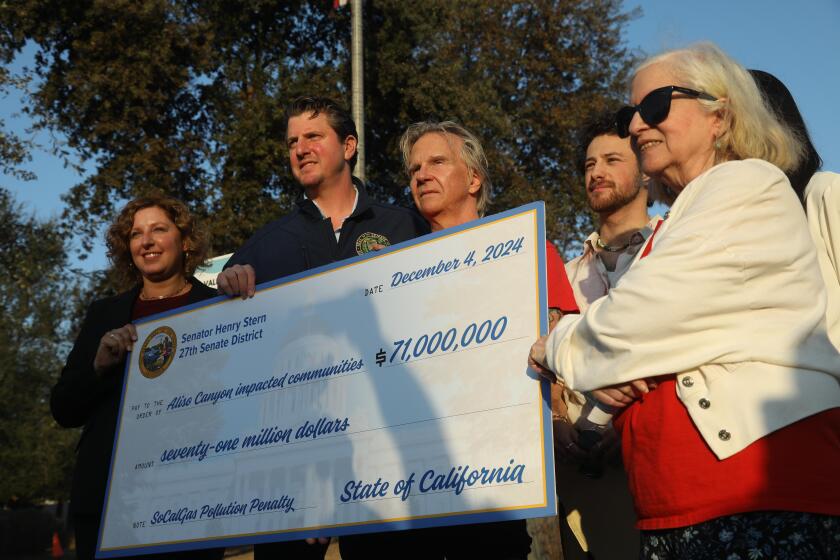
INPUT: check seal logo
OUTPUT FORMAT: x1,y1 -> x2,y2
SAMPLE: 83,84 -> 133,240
355,232 -> 390,255
139,326 -> 177,379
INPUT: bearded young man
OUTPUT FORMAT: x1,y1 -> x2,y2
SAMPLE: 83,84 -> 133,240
218,96 -> 428,296
567,114 -> 661,297
552,111 -> 664,559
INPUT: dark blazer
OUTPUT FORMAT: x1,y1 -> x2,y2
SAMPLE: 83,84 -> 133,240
51,277 -> 216,515
225,178 -> 429,285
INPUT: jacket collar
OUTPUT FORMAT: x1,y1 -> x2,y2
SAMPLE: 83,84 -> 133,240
296,176 -> 372,221
186,276 -> 216,302
582,215 -> 662,257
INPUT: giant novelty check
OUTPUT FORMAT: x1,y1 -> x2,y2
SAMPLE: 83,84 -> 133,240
98,202 -> 555,557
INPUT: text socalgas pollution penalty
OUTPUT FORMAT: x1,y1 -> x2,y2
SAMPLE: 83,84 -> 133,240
150,496 -> 297,526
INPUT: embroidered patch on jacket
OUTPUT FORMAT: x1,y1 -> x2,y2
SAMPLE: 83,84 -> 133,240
355,232 -> 391,255
139,326 -> 177,379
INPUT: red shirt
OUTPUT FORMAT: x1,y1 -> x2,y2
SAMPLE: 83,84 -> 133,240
613,227 -> 840,530
132,291 -> 192,321
614,381 -> 840,530
546,240 -> 578,314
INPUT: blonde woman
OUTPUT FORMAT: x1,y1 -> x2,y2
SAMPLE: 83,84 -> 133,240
530,44 -> 840,559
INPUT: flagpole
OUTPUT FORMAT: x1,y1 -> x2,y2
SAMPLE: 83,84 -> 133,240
351,0 -> 365,181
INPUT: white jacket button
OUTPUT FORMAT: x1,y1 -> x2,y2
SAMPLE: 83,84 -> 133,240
718,429 -> 731,441
681,376 -> 694,387
699,398 -> 710,409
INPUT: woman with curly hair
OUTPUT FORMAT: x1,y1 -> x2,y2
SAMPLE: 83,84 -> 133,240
51,194 -> 222,559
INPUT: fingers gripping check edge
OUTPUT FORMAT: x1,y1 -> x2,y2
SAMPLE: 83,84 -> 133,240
217,264 -> 256,299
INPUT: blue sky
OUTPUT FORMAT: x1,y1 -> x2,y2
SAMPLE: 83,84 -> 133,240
623,0 -> 840,172
3,0 -> 839,271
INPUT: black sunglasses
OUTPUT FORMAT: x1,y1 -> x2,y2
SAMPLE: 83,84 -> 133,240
615,85 -> 717,138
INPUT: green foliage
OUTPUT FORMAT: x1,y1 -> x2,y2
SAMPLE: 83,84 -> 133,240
0,188 -> 78,504
0,66 -> 35,181
363,0 -> 638,252
1,0 -> 637,257
0,0 -> 639,505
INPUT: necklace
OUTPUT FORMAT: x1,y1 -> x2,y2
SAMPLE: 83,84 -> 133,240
140,280 -> 189,301
595,237 -> 631,253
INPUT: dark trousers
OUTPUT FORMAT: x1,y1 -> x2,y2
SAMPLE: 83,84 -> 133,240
73,513 -> 224,560
339,520 -> 532,560
253,540 -> 329,560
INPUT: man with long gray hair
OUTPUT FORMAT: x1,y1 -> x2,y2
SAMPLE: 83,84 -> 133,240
341,120 -> 578,558
399,120 -> 493,229
340,120 -> 531,559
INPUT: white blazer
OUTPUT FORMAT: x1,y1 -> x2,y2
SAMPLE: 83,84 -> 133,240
545,159 -> 840,459
804,171 -> 840,348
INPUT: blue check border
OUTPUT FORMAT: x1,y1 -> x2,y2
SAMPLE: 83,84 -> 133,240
97,201 -> 555,557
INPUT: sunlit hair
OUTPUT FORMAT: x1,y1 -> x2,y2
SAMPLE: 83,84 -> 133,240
285,95 -> 358,170
635,43 -> 804,204
399,121 -> 492,217
106,194 -> 210,289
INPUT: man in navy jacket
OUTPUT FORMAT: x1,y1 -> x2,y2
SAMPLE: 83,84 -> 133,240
219,96 -> 427,295
217,97 -> 427,559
